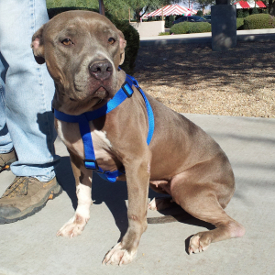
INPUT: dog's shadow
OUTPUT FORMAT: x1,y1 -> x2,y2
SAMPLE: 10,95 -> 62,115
56,157 -> 214,253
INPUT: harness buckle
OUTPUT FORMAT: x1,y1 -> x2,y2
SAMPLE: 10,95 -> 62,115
122,82 -> 134,98
84,159 -> 99,171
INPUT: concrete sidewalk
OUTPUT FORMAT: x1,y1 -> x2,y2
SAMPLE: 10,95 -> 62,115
140,28 -> 275,45
1,114 -> 275,275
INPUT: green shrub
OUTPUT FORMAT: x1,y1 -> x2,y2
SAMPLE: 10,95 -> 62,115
243,14 -> 275,29
252,7 -> 259,14
165,15 -> 175,28
46,0 -> 98,9
236,18 -> 244,29
48,7 -> 91,19
243,10 -> 250,17
196,10 -> 203,17
237,9 -> 244,18
159,32 -> 170,36
170,22 -> 189,34
47,7 -> 139,75
112,19 -> 139,75
170,22 -> 211,34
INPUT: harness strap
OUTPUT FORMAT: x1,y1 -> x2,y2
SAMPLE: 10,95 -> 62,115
54,74 -> 154,183
126,75 -> 155,144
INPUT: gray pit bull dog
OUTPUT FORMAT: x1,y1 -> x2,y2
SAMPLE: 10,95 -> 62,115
31,10 -> 245,265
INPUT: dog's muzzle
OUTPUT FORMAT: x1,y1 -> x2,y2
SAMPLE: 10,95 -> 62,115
89,60 -> 113,81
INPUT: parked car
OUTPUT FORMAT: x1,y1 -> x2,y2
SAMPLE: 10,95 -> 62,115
203,15 -> 211,23
172,16 -> 208,25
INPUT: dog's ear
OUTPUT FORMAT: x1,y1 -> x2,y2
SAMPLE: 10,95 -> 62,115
118,30 -> 127,65
31,24 -> 46,64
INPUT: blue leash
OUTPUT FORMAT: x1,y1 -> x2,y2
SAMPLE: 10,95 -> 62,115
54,74 -> 154,182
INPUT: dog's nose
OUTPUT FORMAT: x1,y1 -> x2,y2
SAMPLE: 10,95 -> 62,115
89,60 -> 113,81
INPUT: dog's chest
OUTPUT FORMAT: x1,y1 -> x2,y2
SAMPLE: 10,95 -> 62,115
56,120 -> 113,163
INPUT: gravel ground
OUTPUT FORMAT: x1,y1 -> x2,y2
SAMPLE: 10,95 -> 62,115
134,41 -> 275,118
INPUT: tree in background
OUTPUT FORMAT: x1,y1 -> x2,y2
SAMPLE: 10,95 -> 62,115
237,8 -> 244,18
269,0 -> 275,16
103,0 -> 180,21
102,0 -> 129,18
46,0 -> 98,8
252,7 -> 259,14
46,0 -> 275,17
99,0 -> 105,14
126,0 -> 175,21
196,10 -> 203,16
195,0 -> 214,14
46,0 -> 177,20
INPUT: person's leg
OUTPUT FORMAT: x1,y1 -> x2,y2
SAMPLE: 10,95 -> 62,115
0,0 -> 61,224
0,54 -> 17,171
0,54 -> 13,153
0,0 -> 58,181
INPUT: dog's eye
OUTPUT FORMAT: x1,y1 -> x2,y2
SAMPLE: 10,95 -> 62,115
108,37 -> 116,45
61,38 -> 73,46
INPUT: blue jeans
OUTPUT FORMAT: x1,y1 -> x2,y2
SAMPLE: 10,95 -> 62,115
0,0 -> 58,182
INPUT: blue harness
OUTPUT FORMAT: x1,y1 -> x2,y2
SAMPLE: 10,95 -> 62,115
54,74 -> 154,183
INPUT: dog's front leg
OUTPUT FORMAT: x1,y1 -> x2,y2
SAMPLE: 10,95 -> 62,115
57,153 -> 92,238
103,156 -> 150,265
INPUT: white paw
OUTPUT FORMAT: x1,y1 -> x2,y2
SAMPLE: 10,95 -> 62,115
57,213 -> 88,238
188,235 -> 209,254
148,198 -> 158,211
103,243 -> 136,266
148,197 -> 174,211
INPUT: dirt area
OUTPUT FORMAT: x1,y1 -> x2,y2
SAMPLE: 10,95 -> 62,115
134,41 -> 275,118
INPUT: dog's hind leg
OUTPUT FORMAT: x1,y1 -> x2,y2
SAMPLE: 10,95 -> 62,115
170,175 -> 245,254
186,196 -> 245,254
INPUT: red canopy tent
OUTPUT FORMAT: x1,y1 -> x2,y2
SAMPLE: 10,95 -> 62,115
234,0 -> 266,9
142,4 -> 197,19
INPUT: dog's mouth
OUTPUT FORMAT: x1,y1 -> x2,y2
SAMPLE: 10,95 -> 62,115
71,83 -> 111,102
93,86 -> 110,99
68,85 -> 111,112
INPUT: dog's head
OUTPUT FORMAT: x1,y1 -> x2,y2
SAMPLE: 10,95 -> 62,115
31,11 -> 127,114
